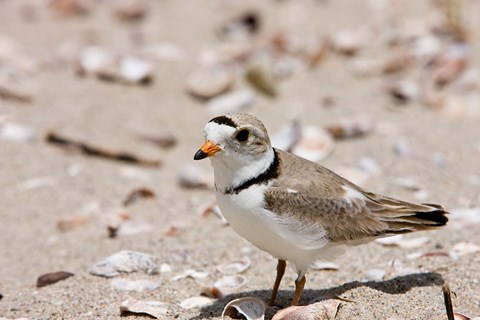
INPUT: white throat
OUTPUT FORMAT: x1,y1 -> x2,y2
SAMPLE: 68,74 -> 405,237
210,147 -> 274,192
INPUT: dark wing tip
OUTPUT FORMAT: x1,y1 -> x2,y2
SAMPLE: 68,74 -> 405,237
414,209 -> 449,226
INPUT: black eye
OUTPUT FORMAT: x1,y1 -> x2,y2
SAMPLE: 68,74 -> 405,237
235,129 -> 250,142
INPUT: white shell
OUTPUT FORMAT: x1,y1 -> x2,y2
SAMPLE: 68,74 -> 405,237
207,89 -> 255,115
119,56 -> 153,84
222,297 -> 267,320
111,278 -> 160,291
78,46 -> 114,74
177,164 -> 213,189
89,250 -> 158,277
375,235 -> 430,249
216,257 -> 251,275
213,275 -> 247,296
172,269 -> 209,281
365,268 -> 386,281
120,296 -> 168,318
292,126 -> 334,162
179,296 -> 214,310
186,66 -> 233,99
272,300 -> 340,320
0,122 -> 35,142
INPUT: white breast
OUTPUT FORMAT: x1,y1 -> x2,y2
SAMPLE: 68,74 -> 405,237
216,185 -> 334,273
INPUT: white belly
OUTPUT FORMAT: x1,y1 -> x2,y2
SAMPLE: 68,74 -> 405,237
216,185 -> 332,273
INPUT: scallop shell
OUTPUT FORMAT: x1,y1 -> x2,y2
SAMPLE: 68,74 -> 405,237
292,126 -> 334,162
222,297 -> 267,320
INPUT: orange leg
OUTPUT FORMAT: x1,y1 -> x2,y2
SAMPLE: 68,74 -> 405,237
291,274 -> 306,306
269,259 -> 286,306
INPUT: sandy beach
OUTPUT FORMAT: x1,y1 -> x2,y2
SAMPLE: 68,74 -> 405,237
0,1 -> 479,319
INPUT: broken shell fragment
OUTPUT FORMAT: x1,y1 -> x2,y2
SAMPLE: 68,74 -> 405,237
0,122 -> 35,142
325,116 -> 374,139
89,250 -> 158,277
222,297 -> 267,320
375,235 -> 430,249
37,271 -> 74,287
206,89 -> 255,115
204,275 -> 247,298
0,67 -> 37,102
186,66 -> 233,99
118,56 -> 154,84
120,296 -> 168,319
384,78 -> 420,103
172,269 -> 209,281
216,257 -> 251,275
111,278 -> 160,292
292,126 -> 334,162
113,0 -> 148,21
179,296 -> 214,310
245,60 -> 276,98
177,164 -> 213,189
272,300 -> 340,320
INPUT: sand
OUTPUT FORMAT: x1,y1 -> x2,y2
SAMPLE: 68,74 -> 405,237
0,1 -> 479,319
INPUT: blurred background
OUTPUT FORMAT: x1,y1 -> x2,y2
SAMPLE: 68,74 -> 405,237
0,0 -> 479,319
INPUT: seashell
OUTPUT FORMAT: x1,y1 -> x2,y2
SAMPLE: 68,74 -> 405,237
325,116 -> 373,139
160,263 -> 172,273
111,278 -> 160,292
77,46 -> 115,75
0,67 -> 37,102
177,164 -> 214,189
220,11 -> 260,40
216,257 -> 251,275
292,126 -> 334,162
120,296 -> 168,318
118,56 -> 153,84
365,268 -> 385,281
116,221 -> 154,237
331,27 -> 372,56
450,242 -> 480,258
37,271 -> 74,288
207,89 -> 255,115
406,250 -> 450,260
122,187 -> 156,206
0,121 -> 35,142
179,296 -> 214,310
427,42 -> 468,87
50,0 -> 95,16
311,261 -> 339,271
384,78 -> 420,103
198,200 -> 229,225
376,235 -> 430,249
214,275 -> 247,295
172,269 -> 209,281
245,58 -> 276,98
164,221 -> 190,237
271,119 -> 302,153
186,66 -> 233,99
272,300 -> 340,320
89,250 -> 158,277
113,0 -> 148,21
222,297 -> 267,320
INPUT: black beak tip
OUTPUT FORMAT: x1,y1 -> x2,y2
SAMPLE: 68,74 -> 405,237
194,149 -> 207,160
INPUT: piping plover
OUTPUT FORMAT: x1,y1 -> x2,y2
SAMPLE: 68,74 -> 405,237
194,113 -> 448,306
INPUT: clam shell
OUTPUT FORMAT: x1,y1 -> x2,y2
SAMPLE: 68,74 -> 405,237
120,296 -> 168,318
179,296 -> 214,310
292,126 -> 334,162
272,300 -> 340,320
186,66 -> 233,99
222,297 -> 267,320
89,250 -> 158,277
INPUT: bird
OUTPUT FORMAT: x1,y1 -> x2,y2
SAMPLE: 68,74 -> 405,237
193,113 -> 448,306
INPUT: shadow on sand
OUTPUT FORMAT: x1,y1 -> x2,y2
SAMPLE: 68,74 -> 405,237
191,272 -> 444,319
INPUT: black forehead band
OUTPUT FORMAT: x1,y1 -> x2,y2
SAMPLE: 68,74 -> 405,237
208,116 -> 237,128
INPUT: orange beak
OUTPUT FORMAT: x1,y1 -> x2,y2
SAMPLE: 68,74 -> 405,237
193,140 -> 221,160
